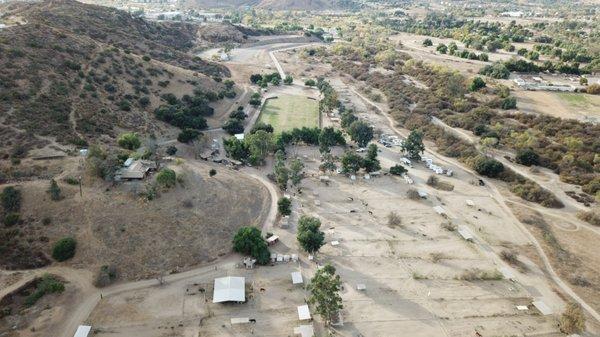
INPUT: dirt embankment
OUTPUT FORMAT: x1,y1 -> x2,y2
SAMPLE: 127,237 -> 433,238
1,160 -> 270,281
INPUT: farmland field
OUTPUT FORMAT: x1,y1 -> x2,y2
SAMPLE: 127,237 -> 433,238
258,94 -> 319,132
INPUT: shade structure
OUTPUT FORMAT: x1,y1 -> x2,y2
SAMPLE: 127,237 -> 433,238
213,276 -> 245,303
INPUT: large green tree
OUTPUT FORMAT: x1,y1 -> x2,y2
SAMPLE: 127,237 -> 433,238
246,130 -> 274,165
363,144 -> 381,173
402,130 -> 425,160
297,215 -> 324,254
308,264 -> 343,325
232,226 -> 270,264
347,120 -> 373,148
341,151 -> 363,174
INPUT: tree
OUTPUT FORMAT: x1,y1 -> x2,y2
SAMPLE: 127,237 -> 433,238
347,120 -> 373,147
222,118 -> 244,135
501,96 -> 517,109
156,168 -> 177,188
48,179 -> 62,201
246,130 -> 274,165
559,303 -> 585,334
318,127 -> 345,153
304,79 -> 316,86
580,77 -> 588,85
290,158 -> 305,186
402,130 -> 425,160
308,264 -> 343,325
249,92 -> 262,106
284,75 -> 293,85
52,237 -> 77,261
1,186 -> 21,213
341,151 -> 363,174
363,144 -> 381,173
515,148 -> 539,166
117,132 -> 141,150
389,164 -> 407,175
319,153 -> 337,173
278,197 -> 292,216
297,216 -> 325,254
273,150 -> 289,190
469,77 -> 486,92
422,38 -> 433,47
177,129 -> 200,143
229,109 -> 246,120
250,122 -> 274,134
232,226 -> 270,264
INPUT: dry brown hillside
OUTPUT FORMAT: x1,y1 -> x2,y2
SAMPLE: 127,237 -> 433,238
0,0 -> 229,159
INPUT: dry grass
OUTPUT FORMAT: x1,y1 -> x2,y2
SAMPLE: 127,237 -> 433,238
559,303 -> 585,334
406,188 -> 420,200
457,268 -> 503,281
576,210 -> 600,226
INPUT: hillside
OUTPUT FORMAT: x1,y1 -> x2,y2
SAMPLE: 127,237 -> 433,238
0,0 -> 228,160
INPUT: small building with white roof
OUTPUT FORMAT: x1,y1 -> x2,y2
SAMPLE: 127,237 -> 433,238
73,325 -> 92,337
297,304 -> 311,320
291,271 -> 303,285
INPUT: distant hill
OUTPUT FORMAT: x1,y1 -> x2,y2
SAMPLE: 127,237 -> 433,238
0,0 -> 227,158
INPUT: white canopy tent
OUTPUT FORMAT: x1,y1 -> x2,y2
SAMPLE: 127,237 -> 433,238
297,304 -> 311,320
213,276 -> 245,303
291,272 -> 303,285
73,325 -> 92,337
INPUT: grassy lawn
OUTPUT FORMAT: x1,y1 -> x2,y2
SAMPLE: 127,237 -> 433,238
557,92 -> 600,109
258,95 -> 319,132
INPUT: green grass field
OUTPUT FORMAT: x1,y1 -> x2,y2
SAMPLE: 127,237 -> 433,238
557,92 -> 600,109
258,95 -> 319,132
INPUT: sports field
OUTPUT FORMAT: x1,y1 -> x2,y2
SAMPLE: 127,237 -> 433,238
258,94 -> 319,132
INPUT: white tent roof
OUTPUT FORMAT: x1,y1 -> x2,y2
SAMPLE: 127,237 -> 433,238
294,324 -> 315,337
291,272 -> 303,284
532,300 -> 553,315
213,276 -> 245,303
73,325 -> 92,337
433,206 -> 446,215
457,225 -> 474,241
231,317 -> 250,324
297,304 -> 311,320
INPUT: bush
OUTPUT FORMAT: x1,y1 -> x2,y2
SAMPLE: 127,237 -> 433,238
209,169 -> 217,177
3,212 -> 20,226
304,79 -> 316,86
278,197 -> 292,216
586,83 -> 600,95
156,168 -> 177,188
515,148 -> 539,166
469,77 -> 486,91
458,268 -> 503,281
24,274 -> 65,306
64,177 -> 79,185
389,164 -> 407,176
166,145 -> 178,155
177,129 -> 200,143
406,188 -> 420,200
576,210 -> 600,226
48,179 -> 62,201
472,156 -> 504,178
559,303 -> 585,334
94,265 -> 118,287
1,186 -> 21,213
500,96 -> 517,109
52,237 -> 77,261
232,226 -> 270,264
117,132 -> 141,150
387,211 -> 402,227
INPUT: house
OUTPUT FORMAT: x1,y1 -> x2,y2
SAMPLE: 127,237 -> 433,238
267,235 -> 279,246
213,276 -> 245,303
73,326 -> 92,337
234,133 -> 244,140
116,159 -> 157,180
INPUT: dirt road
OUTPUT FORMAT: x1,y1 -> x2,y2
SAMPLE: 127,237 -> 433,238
349,86 -> 600,323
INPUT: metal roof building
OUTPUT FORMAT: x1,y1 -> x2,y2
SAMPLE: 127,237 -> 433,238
297,304 -> 311,320
291,272 -> 303,285
213,276 -> 245,303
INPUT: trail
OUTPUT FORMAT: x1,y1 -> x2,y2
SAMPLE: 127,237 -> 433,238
349,86 -> 600,323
